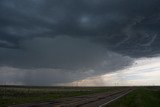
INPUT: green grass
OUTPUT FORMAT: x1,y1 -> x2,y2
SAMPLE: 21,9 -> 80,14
106,87 -> 160,107
0,86 -> 123,107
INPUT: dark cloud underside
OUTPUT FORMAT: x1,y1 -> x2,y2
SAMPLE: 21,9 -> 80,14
0,0 -> 160,57
0,0 -> 160,85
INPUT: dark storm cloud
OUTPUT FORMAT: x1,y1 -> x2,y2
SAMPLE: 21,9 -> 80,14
0,0 -> 160,57
0,36 -> 132,70
0,0 -> 160,84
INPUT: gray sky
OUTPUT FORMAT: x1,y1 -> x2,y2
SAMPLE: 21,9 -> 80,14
0,0 -> 160,86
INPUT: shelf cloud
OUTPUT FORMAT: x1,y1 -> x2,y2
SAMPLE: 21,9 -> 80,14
0,0 -> 160,85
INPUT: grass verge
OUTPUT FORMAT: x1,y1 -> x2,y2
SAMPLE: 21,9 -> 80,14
106,87 -> 160,107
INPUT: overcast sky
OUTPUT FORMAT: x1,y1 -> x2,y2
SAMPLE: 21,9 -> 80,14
0,0 -> 160,86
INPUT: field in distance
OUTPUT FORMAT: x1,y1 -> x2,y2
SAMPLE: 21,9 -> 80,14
1,86 -> 160,107
0,85 -> 125,107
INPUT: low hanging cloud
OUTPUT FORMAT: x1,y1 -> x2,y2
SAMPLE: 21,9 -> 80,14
0,36 -> 132,85
0,0 -> 160,85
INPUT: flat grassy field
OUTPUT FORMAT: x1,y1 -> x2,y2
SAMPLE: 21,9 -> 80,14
0,86 -> 122,107
106,87 -> 160,107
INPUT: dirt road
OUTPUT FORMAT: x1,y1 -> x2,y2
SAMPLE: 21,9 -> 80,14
9,88 -> 133,107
